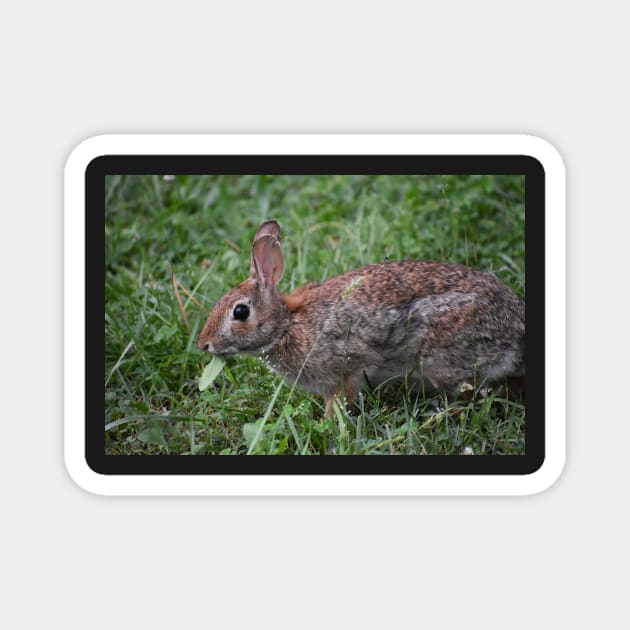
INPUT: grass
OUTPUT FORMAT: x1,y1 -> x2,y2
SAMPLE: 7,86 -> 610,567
105,174 -> 525,455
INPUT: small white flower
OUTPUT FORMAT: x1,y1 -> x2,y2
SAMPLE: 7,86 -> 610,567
462,445 -> 474,455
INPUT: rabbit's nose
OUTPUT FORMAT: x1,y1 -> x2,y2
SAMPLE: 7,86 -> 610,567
198,339 -> 214,352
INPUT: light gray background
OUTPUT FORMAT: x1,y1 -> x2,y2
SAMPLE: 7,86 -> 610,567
2,1 -> 627,628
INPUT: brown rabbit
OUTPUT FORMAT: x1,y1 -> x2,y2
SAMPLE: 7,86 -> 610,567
198,220 -> 525,417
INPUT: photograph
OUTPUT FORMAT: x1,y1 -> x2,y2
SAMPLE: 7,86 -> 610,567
104,172 -> 527,458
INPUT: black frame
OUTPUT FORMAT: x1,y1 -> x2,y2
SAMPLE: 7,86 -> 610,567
90,155 -> 544,475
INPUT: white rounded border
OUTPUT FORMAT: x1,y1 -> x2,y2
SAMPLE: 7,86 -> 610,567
64,134 -> 565,496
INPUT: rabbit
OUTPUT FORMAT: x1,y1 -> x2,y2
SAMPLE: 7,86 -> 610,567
198,219 -> 525,418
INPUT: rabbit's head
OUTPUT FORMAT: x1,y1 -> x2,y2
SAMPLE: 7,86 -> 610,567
197,220 -> 288,356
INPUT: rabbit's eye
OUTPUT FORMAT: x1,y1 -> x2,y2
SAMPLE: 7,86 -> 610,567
233,304 -> 250,321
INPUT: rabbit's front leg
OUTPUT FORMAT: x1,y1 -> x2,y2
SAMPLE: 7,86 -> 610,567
324,379 -> 358,419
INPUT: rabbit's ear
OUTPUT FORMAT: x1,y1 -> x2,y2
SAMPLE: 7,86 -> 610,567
252,220 -> 281,242
250,235 -> 284,289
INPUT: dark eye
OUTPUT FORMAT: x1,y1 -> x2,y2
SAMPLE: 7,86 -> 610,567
233,304 -> 250,321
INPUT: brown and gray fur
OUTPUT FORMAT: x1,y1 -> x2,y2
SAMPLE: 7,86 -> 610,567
198,220 -> 525,417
